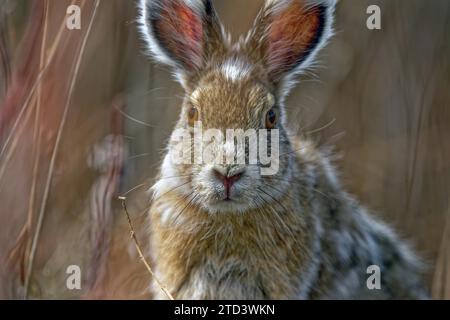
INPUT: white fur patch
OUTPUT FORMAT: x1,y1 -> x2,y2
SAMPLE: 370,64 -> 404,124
151,153 -> 190,200
221,59 -> 252,82
160,206 -> 174,225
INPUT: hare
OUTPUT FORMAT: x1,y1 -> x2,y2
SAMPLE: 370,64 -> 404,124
138,0 -> 428,299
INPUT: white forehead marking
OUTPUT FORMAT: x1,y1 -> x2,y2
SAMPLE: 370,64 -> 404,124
220,59 -> 252,82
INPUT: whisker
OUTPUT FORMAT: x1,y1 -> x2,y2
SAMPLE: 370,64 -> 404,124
139,180 -> 193,220
264,176 -> 334,201
128,153 -> 153,160
121,183 -> 149,198
114,104 -> 159,128
150,180 -> 191,201
255,196 -> 298,249
171,193 -> 198,227
156,174 -> 192,181
263,183 -> 299,204
324,131 -> 346,145
278,145 -> 309,157
304,118 -> 336,135
257,187 -> 297,241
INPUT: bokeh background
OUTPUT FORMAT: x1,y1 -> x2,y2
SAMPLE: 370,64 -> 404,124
0,0 -> 449,299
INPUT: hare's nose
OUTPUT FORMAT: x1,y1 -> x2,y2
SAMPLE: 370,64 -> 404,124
214,170 -> 242,187
223,173 -> 242,187
213,167 -> 244,199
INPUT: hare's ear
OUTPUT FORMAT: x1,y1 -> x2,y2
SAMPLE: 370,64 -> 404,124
246,0 -> 336,93
138,0 -> 227,86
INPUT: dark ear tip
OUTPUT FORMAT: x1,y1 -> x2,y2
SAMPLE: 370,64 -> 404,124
204,0 -> 213,15
203,0 -> 221,24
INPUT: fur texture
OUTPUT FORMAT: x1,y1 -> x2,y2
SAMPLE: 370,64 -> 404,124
138,0 -> 428,299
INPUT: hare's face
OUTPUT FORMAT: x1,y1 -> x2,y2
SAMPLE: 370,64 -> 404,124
139,0 -> 336,213
173,65 -> 293,213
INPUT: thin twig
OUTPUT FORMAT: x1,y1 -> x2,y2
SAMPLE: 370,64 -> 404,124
119,196 -> 174,300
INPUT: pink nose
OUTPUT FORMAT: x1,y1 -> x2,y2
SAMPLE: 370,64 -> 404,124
214,171 -> 242,200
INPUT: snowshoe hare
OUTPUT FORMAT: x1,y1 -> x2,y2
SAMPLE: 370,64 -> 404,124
138,0 -> 428,299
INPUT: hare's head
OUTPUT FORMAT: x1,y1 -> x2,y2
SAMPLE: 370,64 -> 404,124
139,0 -> 336,214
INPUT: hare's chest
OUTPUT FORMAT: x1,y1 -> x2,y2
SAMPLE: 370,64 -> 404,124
176,259 -> 267,300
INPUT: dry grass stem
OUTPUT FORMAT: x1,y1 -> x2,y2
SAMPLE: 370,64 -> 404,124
23,0 -> 101,298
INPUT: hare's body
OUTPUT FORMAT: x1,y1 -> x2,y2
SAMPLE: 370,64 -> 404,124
149,140 -> 426,299
139,0 -> 428,299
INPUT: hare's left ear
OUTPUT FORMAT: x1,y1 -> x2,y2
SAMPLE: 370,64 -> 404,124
246,0 -> 336,94
138,0 -> 227,88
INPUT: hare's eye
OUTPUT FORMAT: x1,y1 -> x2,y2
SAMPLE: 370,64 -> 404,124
265,109 -> 277,129
188,106 -> 199,126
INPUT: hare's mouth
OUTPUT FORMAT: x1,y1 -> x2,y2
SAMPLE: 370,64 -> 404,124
206,196 -> 253,214
203,182 -> 251,213
210,188 -> 244,205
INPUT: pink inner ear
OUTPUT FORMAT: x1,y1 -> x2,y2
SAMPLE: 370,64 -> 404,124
267,2 -> 322,79
155,0 -> 204,70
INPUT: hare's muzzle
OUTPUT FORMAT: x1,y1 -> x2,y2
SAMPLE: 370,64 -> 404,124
214,172 -> 243,201
212,165 -> 245,201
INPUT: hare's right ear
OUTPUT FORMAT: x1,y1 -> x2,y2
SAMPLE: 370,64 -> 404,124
138,0 -> 227,87
246,0 -> 336,95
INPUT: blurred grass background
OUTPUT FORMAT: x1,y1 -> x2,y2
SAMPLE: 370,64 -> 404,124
0,0 -> 449,299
